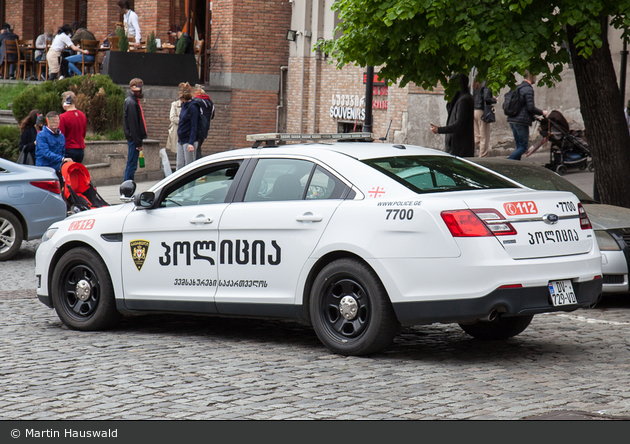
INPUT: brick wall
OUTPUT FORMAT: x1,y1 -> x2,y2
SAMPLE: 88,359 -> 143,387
44,0 -> 76,33
7,0 -> 36,40
87,1 -> 120,45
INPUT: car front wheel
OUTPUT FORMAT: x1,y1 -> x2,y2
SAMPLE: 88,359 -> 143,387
310,258 -> 399,356
0,209 -> 23,261
459,315 -> 534,340
51,247 -> 121,330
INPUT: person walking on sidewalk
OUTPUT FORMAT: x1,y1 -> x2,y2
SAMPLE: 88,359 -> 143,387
59,91 -> 87,163
507,71 -> 547,160
123,78 -> 147,182
192,84 -> 214,160
472,77 -> 496,157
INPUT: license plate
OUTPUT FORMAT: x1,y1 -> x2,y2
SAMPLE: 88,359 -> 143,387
548,280 -> 577,306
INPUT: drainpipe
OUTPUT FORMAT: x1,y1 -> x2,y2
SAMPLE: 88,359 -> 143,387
364,66 -> 374,134
276,66 -> 288,133
313,38 -> 324,133
299,47 -> 306,133
620,40 -> 628,106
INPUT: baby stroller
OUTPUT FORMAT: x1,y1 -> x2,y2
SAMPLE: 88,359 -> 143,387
60,161 -> 109,213
526,110 -> 593,175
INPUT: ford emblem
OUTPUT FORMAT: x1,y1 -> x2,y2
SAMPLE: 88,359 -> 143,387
543,213 -> 559,225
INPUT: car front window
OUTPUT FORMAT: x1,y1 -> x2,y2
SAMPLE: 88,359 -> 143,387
362,156 -> 519,194
160,163 -> 241,207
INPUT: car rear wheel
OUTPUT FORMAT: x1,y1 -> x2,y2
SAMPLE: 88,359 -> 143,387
459,315 -> 534,340
310,258 -> 399,356
0,209 -> 23,261
51,247 -> 121,331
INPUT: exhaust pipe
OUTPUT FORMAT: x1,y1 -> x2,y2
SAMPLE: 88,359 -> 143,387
480,308 -> 499,322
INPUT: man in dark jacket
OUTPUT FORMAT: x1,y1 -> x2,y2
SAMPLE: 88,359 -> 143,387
430,73 -> 475,157
507,71 -> 547,160
0,23 -> 19,79
123,78 -> 148,182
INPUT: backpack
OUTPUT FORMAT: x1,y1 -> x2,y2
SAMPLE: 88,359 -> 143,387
194,102 -> 210,141
502,86 -> 525,117
194,99 -> 214,141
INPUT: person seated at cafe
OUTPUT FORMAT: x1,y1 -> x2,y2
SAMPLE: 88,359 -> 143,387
168,24 -> 194,54
65,22 -> 96,77
0,23 -> 19,79
34,31 -> 53,62
47,24 -> 89,81
70,21 -> 96,45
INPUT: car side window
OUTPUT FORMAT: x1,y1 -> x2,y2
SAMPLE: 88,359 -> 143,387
306,166 -> 347,200
244,158 -> 313,202
160,163 -> 241,207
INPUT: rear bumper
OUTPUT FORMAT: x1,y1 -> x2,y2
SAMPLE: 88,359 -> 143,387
392,278 -> 602,326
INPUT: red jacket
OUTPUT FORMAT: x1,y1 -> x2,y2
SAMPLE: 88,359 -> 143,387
60,109 -> 87,150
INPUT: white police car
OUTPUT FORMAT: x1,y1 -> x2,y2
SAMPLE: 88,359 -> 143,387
36,134 -> 603,356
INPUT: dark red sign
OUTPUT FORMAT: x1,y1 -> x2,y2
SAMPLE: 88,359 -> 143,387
363,72 -> 387,86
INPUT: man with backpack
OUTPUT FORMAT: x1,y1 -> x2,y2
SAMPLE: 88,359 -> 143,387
504,71 -> 547,160
192,85 -> 215,160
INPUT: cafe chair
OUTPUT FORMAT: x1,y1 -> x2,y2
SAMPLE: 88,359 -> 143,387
108,35 -> 120,51
194,39 -> 204,78
36,44 -> 50,81
17,39 -> 34,80
1,40 -> 21,79
80,40 -> 100,74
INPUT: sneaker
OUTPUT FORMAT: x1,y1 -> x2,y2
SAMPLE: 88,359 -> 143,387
58,75 -> 64,80
40,74 -> 46,81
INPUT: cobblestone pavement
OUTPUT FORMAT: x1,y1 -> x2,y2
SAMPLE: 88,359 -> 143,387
1,242 -> 630,420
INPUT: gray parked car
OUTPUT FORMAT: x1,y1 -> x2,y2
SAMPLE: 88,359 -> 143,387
0,158 -> 67,260
470,157 -> 630,294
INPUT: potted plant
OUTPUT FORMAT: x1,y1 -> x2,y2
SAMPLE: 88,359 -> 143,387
146,31 -> 157,54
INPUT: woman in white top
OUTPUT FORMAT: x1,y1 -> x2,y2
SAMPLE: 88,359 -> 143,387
47,24 -> 89,81
118,1 -> 142,48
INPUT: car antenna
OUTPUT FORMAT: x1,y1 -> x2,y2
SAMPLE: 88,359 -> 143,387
379,120 -> 392,142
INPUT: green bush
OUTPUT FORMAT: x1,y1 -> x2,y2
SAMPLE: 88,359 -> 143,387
0,81 -> 32,110
146,31 -> 157,53
116,27 -> 129,52
0,125 -> 21,161
11,75 -> 125,135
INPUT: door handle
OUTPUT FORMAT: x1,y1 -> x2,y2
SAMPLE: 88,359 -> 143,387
296,212 -> 323,222
189,215 -> 213,224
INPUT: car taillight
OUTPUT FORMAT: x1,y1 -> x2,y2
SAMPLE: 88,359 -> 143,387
472,209 -> 517,236
578,203 -> 592,230
30,180 -> 61,194
441,209 -> 516,237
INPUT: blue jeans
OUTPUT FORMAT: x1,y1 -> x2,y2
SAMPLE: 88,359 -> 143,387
65,149 -> 84,164
65,54 -> 95,76
124,140 -> 140,182
507,123 -> 530,160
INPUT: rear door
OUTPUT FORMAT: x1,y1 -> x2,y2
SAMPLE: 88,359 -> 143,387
215,157 -> 351,312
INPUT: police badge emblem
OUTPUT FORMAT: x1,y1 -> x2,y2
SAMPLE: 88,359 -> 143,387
130,240 -> 150,271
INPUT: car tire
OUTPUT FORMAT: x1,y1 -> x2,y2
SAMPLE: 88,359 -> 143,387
459,315 -> 534,340
0,209 -> 23,261
310,258 -> 399,356
51,247 -> 121,331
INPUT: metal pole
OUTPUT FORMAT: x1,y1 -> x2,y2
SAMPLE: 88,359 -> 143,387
364,66 -> 374,134
620,40 -> 628,105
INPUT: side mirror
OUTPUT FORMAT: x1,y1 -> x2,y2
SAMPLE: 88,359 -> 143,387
134,191 -> 155,208
119,180 -> 136,201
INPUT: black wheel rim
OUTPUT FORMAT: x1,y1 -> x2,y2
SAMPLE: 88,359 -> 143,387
59,263 -> 100,320
320,278 -> 370,339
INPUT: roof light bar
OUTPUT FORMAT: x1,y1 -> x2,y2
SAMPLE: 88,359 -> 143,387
246,132 -> 374,142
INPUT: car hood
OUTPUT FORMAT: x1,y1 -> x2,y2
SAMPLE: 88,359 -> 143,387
583,203 -> 630,230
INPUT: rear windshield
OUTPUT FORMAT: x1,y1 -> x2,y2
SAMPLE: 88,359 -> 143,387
362,156 -> 520,194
